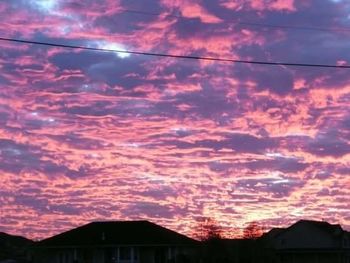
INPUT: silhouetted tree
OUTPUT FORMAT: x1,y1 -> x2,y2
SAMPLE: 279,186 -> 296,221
243,221 -> 263,239
194,217 -> 223,241
194,217 -> 229,263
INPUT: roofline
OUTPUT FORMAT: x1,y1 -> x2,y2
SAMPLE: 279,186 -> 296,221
298,219 -> 342,228
37,220 -> 199,245
272,220 -> 343,239
0,232 -> 33,242
90,220 -> 150,224
37,220 -> 154,242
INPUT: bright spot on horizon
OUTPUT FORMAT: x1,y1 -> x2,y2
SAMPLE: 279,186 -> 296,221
98,42 -> 131,59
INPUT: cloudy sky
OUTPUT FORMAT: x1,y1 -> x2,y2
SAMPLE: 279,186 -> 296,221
0,0 -> 349,240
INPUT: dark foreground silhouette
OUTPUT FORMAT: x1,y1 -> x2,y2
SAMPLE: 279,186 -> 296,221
1,219 -> 350,263
0,232 -> 33,263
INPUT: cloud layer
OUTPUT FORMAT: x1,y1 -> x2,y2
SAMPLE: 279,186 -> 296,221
0,0 -> 349,239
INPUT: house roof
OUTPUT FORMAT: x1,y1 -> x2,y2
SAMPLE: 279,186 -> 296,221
36,221 -> 199,247
288,220 -> 343,237
0,232 -> 33,246
263,220 -> 345,243
261,228 -> 284,240
0,232 -> 33,261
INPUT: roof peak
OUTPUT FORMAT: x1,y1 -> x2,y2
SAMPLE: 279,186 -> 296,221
90,220 -> 151,224
37,220 -> 198,247
297,219 -> 340,226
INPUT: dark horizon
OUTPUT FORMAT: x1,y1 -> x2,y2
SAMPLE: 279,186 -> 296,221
2,218 -> 349,243
2,219 -> 350,263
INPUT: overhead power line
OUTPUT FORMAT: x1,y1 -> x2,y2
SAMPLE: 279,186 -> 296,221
233,21 -> 350,33
120,8 -> 350,33
0,36 -> 349,69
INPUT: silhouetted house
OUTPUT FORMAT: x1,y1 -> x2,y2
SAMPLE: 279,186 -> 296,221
260,220 -> 350,263
0,232 -> 33,263
33,221 -> 199,263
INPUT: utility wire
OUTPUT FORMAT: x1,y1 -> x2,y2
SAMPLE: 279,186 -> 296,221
233,21 -> 350,33
0,36 -> 349,69
120,8 -> 350,33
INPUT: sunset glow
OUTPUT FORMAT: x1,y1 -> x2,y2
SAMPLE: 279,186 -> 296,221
0,0 -> 349,240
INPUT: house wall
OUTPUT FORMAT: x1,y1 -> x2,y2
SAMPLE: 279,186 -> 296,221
278,252 -> 345,263
267,222 -> 350,263
33,246 -> 196,263
33,248 -> 78,263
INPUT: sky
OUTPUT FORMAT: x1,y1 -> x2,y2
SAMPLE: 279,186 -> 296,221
0,0 -> 350,240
